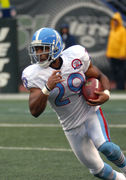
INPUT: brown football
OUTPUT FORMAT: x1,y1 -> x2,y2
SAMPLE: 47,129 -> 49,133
82,78 -> 103,101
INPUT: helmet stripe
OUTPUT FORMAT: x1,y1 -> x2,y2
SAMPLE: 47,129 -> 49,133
36,28 -> 44,40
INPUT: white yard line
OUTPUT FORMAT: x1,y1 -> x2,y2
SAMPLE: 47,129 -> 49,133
0,94 -> 29,100
0,146 -> 125,153
0,93 -> 126,100
0,146 -> 72,152
109,124 -> 126,128
0,123 -> 61,127
0,123 -> 126,128
110,94 -> 126,100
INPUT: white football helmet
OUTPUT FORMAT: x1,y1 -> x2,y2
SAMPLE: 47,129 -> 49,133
29,27 -> 64,68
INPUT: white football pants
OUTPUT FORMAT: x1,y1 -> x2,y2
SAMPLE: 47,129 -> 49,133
64,107 -> 110,174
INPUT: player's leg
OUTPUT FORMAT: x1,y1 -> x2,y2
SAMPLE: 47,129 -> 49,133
64,124 -> 124,180
98,142 -> 126,177
87,107 -> 126,177
97,107 -> 126,176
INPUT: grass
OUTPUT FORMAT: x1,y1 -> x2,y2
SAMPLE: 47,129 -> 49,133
0,99 -> 126,180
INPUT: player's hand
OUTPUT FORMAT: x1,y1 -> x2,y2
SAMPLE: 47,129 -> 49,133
46,70 -> 65,90
86,90 -> 109,106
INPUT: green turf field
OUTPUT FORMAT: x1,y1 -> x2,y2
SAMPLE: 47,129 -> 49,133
0,99 -> 126,180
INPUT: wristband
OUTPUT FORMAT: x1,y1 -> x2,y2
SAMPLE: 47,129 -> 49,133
45,83 -> 51,92
41,84 -> 51,95
104,90 -> 110,98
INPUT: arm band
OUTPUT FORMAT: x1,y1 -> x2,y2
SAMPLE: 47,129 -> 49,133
104,90 -> 110,98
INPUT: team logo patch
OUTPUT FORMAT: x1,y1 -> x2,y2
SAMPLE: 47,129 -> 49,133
71,59 -> 82,70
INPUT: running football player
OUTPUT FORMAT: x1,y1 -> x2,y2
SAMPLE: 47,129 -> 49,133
22,27 -> 126,180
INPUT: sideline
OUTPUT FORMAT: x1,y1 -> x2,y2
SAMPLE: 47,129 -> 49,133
0,123 -> 126,128
0,93 -> 126,100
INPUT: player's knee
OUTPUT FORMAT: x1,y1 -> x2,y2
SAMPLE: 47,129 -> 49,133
93,163 -> 116,179
98,141 -> 121,161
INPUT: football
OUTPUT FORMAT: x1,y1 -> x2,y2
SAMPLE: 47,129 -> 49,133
82,78 -> 103,101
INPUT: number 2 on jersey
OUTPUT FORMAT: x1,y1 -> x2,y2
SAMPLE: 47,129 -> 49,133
55,73 -> 84,106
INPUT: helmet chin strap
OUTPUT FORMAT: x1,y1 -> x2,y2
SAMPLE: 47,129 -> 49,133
38,56 -> 55,68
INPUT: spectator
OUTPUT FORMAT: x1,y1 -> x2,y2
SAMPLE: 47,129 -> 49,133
0,0 -> 16,18
60,23 -> 76,49
106,12 -> 126,90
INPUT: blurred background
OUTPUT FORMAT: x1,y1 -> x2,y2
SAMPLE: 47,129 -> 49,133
0,0 -> 126,93
0,1 -> 126,179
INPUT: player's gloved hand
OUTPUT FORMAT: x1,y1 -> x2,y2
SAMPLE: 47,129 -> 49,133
46,70 -> 65,90
86,90 -> 110,106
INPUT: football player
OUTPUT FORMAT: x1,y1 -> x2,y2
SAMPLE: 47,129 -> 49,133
22,27 -> 126,180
